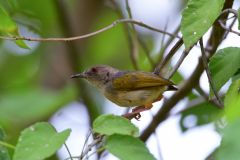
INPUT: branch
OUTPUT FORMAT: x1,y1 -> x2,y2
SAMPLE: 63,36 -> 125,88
218,18 -> 240,36
140,57 -> 204,141
140,0 -> 234,142
167,46 -> 192,79
0,19 -> 180,42
154,38 -> 183,76
199,38 -> 224,108
125,0 -> 139,70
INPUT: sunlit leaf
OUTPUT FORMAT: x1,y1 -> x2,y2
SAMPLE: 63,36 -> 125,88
209,47 -> 240,96
224,79 -> 240,122
106,134 -> 156,160
13,122 -> 71,160
181,0 -> 224,48
215,119 -> 240,160
93,115 -> 139,137
0,4 -> 29,49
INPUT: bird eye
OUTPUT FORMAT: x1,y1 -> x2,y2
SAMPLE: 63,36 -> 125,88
91,68 -> 97,73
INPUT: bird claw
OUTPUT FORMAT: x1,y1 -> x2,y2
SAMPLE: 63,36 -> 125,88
122,112 -> 141,120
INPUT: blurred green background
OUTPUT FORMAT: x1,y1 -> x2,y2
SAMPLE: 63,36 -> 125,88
0,0 -> 157,147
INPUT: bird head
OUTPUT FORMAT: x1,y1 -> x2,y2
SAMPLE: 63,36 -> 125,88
71,65 -> 119,88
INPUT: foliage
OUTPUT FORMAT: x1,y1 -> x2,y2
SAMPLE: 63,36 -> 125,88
0,0 -> 239,160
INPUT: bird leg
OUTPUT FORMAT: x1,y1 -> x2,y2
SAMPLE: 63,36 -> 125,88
122,95 -> 163,120
123,104 -> 153,120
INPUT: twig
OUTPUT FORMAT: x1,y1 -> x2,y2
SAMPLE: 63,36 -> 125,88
156,25 -> 181,63
64,143 -> 73,160
199,38 -> 224,108
0,19 -> 180,42
80,135 -> 103,160
83,146 -> 105,160
167,47 -> 192,79
218,18 -> 240,36
195,85 -> 223,108
221,8 -> 237,16
154,38 -> 183,75
80,129 -> 92,158
125,0 -> 139,70
0,140 -> 16,149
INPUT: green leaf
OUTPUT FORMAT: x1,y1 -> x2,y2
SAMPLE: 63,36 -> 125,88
215,119 -> 240,160
13,122 -> 71,160
0,127 -> 11,160
0,86 -> 76,132
93,114 -> 139,137
15,40 -> 30,49
106,134 -> 156,160
180,101 -> 221,132
0,4 -> 29,49
209,47 -> 240,96
181,0 -> 224,48
224,79 -> 240,122
0,4 -> 17,34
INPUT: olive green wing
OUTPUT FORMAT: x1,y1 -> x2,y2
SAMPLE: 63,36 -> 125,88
112,71 -> 174,90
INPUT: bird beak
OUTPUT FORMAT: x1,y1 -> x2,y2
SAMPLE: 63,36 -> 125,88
70,73 -> 86,78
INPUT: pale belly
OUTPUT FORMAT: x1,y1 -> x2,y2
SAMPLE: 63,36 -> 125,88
103,87 -> 166,107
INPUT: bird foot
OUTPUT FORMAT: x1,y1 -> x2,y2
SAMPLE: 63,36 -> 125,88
122,105 -> 152,120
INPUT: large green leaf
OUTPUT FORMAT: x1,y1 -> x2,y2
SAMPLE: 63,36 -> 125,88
224,79 -> 240,122
0,86 -> 76,133
180,101 -> 221,132
106,134 -> 156,160
215,119 -> 240,160
209,47 -> 240,95
0,127 -> 11,160
0,4 -> 29,49
181,0 -> 224,48
13,122 -> 71,160
93,114 -> 139,137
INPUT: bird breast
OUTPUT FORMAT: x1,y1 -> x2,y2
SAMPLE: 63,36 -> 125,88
103,85 -> 166,107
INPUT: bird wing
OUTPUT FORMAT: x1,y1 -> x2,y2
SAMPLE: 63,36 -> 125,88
112,71 -> 174,90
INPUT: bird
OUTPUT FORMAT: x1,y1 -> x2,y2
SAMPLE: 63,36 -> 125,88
71,65 -> 177,119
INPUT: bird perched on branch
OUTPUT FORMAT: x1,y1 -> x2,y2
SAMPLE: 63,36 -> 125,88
71,65 -> 177,119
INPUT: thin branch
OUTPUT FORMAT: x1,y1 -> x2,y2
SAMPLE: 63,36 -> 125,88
221,8 -> 237,16
154,38 -> 183,76
64,143 -> 73,160
80,135 -> 103,160
199,38 -> 224,108
195,85 -> 223,108
218,18 -> 240,36
83,146 -> 105,160
125,0 -> 139,70
156,25 -> 181,64
80,129 -> 92,158
0,19 -> 180,42
167,47 -> 192,79
110,0 -> 155,68
0,140 -> 16,149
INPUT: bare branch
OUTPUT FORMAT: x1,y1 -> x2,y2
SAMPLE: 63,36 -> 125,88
0,19 -> 180,42
154,38 -> 183,76
199,38 -> 224,108
218,19 -> 240,36
167,46 -> 192,79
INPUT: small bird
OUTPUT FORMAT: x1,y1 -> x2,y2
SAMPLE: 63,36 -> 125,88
71,65 -> 177,119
